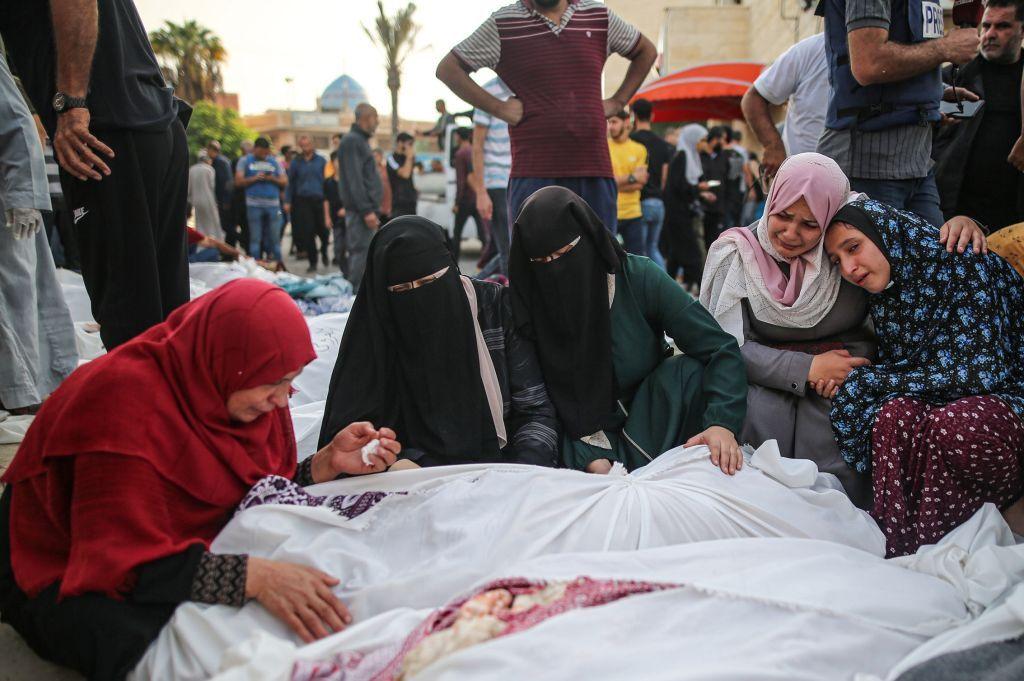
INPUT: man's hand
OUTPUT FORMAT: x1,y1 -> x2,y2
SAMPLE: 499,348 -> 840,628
939,216 -> 988,254
603,98 -> 625,119
245,557 -> 352,644
1010,136 -> 1024,172
53,109 -> 114,181
940,28 -> 982,65
477,190 -> 494,221
808,349 -> 871,384
761,142 -> 786,183
5,208 -> 44,239
364,212 -> 381,230
684,426 -> 743,476
942,86 -> 980,103
283,203 -> 291,214
585,458 -> 613,474
313,422 -> 400,481
497,97 -> 524,126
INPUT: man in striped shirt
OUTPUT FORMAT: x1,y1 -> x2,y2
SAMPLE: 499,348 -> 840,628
437,0 -> 656,235
473,76 -> 514,278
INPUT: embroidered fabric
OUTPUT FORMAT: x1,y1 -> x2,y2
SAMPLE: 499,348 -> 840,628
189,553 -> 248,607
292,457 -> 316,487
237,475 -> 392,521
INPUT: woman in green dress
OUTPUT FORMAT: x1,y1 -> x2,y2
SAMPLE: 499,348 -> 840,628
508,186 -> 747,475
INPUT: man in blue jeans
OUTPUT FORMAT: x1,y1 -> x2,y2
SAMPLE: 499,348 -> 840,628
629,99 -> 673,268
235,137 -> 287,262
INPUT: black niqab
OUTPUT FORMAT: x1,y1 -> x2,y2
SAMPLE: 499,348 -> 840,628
508,186 -> 626,439
318,216 -> 499,464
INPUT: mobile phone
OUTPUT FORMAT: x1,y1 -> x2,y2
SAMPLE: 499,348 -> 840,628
940,100 -> 984,119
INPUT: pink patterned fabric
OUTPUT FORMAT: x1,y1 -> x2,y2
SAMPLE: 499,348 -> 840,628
871,395 -> 1024,557
292,577 -> 679,681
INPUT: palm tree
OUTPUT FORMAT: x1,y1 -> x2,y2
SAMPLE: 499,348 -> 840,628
149,20 -> 227,104
363,2 -> 421,138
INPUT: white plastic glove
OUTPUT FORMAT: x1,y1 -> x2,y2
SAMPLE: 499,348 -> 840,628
5,208 -> 43,239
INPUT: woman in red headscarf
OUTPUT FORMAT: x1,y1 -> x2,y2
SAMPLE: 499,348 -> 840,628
0,280 -> 399,680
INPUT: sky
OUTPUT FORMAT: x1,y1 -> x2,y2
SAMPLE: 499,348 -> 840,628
135,0 -> 500,122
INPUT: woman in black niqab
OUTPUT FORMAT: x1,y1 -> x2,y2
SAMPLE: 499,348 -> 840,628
508,186 -> 626,440
318,216 -> 500,466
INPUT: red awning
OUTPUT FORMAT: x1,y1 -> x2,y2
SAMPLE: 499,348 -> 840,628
630,62 -> 766,123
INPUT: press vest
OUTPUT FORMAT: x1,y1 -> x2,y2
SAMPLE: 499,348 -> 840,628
821,0 -> 944,132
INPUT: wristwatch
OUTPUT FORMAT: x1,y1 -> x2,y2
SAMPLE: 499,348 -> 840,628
53,92 -> 88,114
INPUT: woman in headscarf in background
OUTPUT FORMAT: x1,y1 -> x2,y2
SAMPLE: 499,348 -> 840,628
700,154 -> 987,509
825,199 -> 1024,557
0,280 -> 400,680
319,216 -> 559,469
662,123 -> 713,291
510,186 -> 746,476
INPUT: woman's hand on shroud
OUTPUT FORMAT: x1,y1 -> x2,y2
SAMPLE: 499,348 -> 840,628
314,422 -> 400,480
585,458 -> 613,474
685,426 -> 743,476
246,557 -> 352,643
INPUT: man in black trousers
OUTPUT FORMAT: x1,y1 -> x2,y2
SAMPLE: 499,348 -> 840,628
1,0 -> 190,350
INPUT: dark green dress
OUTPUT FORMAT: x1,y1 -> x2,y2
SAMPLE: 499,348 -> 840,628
563,256 -> 747,470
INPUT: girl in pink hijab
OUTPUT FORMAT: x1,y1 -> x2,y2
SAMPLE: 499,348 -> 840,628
699,153 -> 986,509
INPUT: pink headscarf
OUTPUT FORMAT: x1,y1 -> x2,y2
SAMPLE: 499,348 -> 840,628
700,153 -> 860,345
722,153 -> 853,304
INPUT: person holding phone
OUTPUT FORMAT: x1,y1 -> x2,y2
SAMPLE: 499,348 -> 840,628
235,137 -> 287,263
934,0 -> 1024,231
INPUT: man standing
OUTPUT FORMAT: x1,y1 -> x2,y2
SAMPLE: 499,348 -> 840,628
387,132 -> 418,218
816,0 -> 979,226
232,139 -> 253,252
607,110 -> 648,255
934,0 -> 1024,230
207,140 -> 234,248
338,102 -> 383,290
235,137 -> 287,263
473,76 -> 514,277
452,127 -> 483,262
437,0 -> 657,233
419,99 -> 455,151
741,32 -> 829,181
701,127 -> 732,252
1,0 -> 190,350
187,151 -> 221,240
722,128 -> 747,230
629,98 -> 673,269
285,135 -> 329,273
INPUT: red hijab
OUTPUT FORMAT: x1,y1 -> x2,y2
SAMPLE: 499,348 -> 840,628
3,280 -> 315,598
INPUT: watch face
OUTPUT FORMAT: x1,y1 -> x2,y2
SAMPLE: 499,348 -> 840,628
53,92 -> 66,112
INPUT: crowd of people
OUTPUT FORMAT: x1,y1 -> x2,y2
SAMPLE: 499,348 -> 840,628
1,0 -> 1024,679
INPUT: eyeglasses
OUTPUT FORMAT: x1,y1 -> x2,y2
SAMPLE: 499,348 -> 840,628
387,266 -> 450,292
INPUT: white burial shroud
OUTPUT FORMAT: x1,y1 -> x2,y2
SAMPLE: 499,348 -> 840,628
134,442 -> 888,679
141,504 -> 1024,681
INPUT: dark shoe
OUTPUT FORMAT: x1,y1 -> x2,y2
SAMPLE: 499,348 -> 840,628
306,265 -> 317,274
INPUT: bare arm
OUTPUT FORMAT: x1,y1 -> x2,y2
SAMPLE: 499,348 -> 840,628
741,86 -> 786,178
606,35 -> 658,109
396,152 -> 414,179
49,0 -> 115,181
436,53 -> 520,124
471,124 -> 488,199
51,0 -> 96,99
848,27 -> 978,86
1011,78 -> 1024,171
